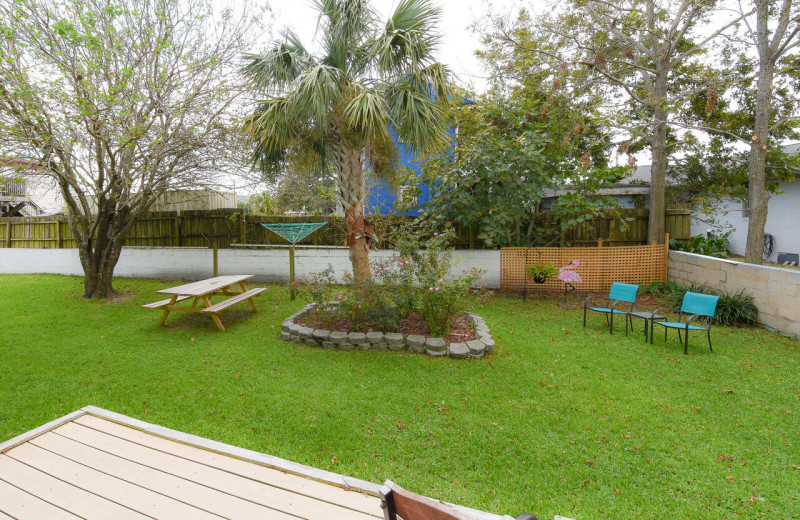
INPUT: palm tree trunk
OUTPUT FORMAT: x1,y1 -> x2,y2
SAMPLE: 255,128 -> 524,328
330,137 -> 371,283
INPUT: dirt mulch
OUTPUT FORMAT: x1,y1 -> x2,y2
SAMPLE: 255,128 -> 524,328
295,311 -> 476,344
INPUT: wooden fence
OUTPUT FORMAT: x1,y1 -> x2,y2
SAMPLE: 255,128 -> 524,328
501,240 -> 669,293
0,208 -> 691,250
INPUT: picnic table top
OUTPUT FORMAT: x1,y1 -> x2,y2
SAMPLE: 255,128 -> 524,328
157,275 -> 254,297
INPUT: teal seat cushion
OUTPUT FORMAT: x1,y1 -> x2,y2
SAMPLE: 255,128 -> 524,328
654,321 -> 708,331
588,307 -> 628,315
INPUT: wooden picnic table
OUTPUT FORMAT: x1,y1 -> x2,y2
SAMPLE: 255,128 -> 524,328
142,275 -> 266,331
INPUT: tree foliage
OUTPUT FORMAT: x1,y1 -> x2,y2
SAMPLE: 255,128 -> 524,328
0,0 -> 260,298
242,0 -> 453,284
476,1 -> 749,244
418,93 -> 628,248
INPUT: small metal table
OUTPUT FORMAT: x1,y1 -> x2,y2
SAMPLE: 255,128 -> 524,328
627,311 -> 667,341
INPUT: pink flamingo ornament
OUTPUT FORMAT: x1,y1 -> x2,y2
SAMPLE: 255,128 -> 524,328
558,260 -> 583,304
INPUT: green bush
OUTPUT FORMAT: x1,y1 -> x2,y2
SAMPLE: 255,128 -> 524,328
714,288 -> 759,326
302,224 -> 485,337
664,282 -> 758,326
641,281 -> 677,295
669,231 -> 730,258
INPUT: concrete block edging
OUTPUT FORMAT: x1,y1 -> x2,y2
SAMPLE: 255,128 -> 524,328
281,304 -> 496,359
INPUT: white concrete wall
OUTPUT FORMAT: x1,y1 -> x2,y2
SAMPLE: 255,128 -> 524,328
691,180 -> 800,262
0,247 -> 502,288
669,250 -> 800,337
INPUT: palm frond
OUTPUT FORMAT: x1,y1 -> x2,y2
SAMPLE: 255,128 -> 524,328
388,88 -> 448,156
242,29 -> 313,92
243,97 -> 298,175
394,62 -> 452,103
375,0 -> 442,74
343,85 -> 391,142
316,0 -> 373,72
292,64 -> 340,125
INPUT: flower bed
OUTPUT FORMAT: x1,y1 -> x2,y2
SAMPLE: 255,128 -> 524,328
280,304 -> 495,359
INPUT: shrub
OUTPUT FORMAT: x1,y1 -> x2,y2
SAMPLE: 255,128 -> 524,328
715,288 -> 759,326
308,223 -> 486,337
641,281 -> 678,295
300,265 -> 338,315
398,225 -> 485,337
665,282 -> 758,326
669,231 -> 730,258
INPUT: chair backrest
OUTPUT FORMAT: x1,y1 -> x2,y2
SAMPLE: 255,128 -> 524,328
608,282 -> 639,303
380,480 -> 473,520
680,291 -> 720,317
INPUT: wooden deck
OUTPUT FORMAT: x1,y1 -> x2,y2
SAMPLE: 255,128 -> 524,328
0,408 -> 382,519
0,407 -> 508,520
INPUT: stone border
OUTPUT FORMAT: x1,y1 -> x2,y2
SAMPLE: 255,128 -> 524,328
280,304 -> 495,359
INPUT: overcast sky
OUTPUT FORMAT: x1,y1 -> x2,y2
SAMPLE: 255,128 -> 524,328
265,0 -> 527,92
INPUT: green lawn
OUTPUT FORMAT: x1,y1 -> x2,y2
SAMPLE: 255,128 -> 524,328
1,274 -> 798,519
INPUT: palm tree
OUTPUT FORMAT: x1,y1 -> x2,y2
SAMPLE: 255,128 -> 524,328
242,0 -> 451,283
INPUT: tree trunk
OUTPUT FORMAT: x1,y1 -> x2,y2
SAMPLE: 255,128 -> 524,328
330,135 -> 371,283
79,242 -> 123,299
744,3 -> 776,265
69,197 -> 132,299
647,62 -> 669,245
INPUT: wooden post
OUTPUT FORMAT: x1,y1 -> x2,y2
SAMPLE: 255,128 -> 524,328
289,245 -> 296,300
212,242 -> 219,277
5,220 -> 11,248
239,214 -> 247,245
174,214 -> 181,247
56,218 -> 62,248
597,238 -> 603,248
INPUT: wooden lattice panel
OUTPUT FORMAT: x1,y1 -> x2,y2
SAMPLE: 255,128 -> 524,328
501,243 -> 668,293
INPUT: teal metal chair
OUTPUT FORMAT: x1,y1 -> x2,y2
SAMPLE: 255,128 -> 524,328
583,282 -> 639,334
650,291 -> 720,354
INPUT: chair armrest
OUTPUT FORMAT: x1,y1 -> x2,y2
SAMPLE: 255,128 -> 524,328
584,295 -> 608,308
684,314 -> 711,328
650,307 -> 673,320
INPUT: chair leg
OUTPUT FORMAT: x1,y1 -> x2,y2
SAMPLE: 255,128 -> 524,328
609,312 -> 614,334
708,329 -> 713,352
625,314 -> 629,336
683,326 -> 690,355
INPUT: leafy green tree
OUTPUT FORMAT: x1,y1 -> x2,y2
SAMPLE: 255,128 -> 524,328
477,1 -> 749,244
242,0 -> 452,283
0,0 -> 259,298
418,93 -> 627,248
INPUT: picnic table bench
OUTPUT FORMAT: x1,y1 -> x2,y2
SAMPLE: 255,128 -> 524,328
142,275 -> 266,331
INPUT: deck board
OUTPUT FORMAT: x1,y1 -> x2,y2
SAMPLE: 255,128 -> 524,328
73,414 -> 382,517
0,412 -> 385,520
31,432 -> 299,520
4,444 -> 223,519
0,454 -> 144,519
0,479 -> 81,520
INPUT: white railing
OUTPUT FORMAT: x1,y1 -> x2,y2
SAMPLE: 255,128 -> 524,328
0,180 -> 27,197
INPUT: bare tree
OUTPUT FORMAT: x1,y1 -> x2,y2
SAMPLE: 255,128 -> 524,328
742,0 -> 800,264
0,0 -> 261,298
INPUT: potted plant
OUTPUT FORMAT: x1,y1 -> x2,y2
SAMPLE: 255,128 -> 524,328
526,262 -> 558,283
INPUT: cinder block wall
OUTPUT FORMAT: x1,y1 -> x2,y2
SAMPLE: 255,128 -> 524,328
0,247 -> 502,288
668,250 -> 800,337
